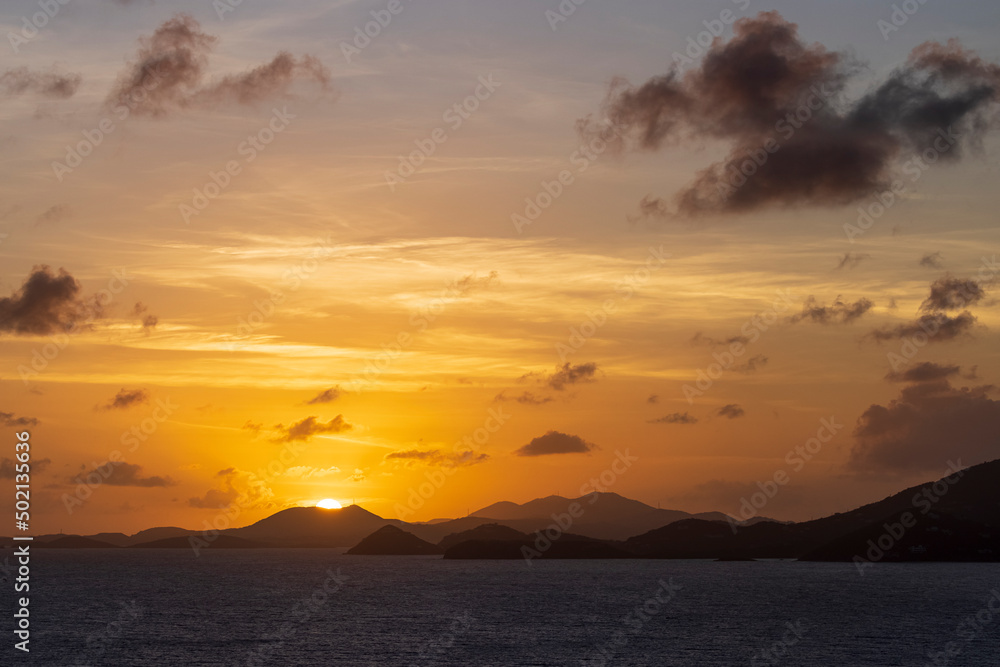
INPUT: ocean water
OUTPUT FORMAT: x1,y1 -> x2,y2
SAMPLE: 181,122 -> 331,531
14,549 -> 1000,666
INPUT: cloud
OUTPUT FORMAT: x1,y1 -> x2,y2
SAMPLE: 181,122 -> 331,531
581,12 -> 1000,216
920,276 -> 987,312
647,394 -> 659,404
867,311 -> 976,343
0,266 -> 103,336
545,362 -> 599,390
849,378 -> 1000,472
284,466 -> 341,479
452,271 -> 501,294
349,468 -> 366,482
515,431 -> 597,456
884,362 -> 960,383
717,404 -> 745,419
189,467 -> 273,509
649,412 -> 698,425
734,354 -> 769,374
97,388 -> 149,411
81,462 -> 175,487
690,332 -> 750,347
35,204 -> 70,225
836,252 -> 871,270
919,252 -> 944,269
306,386 -> 341,404
1,67 -> 81,99
272,415 -> 352,442
242,420 -> 263,437
0,457 -> 50,478
132,302 -> 158,332
105,14 -> 332,117
790,296 -> 874,325
494,391 -> 554,405
0,411 -> 39,427
384,449 -> 490,467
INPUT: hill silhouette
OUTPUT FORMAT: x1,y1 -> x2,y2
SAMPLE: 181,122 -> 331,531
346,525 -> 443,555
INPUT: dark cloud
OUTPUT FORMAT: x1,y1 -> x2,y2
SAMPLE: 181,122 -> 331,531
452,270 -> 501,294
717,404 -> 745,419
0,266 -> 103,336
520,362 -> 599,392
790,295 -> 874,325
81,462 -> 175,487
734,354 -> 769,374
920,276 -> 987,312
649,412 -> 698,425
242,420 -> 263,437
885,362 -> 960,383
105,14 -> 331,117
35,204 -> 70,225
867,311 -> 976,343
849,379 -> 1000,472
919,252 -> 944,269
306,386 -> 341,405
647,394 -> 659,404
690,331 -> 751,347
97,388 -> 149,411
836,252 -> 871,270
1,67 -> 81,99
0,457 -> 50,478
581,12 -> 1000,216
494,391 -> 554,405
384,449 -> 489,467
0,411 -> 39,427
132,302 -> 158,332
515,431 -> 597,457
272,415 -> 352,442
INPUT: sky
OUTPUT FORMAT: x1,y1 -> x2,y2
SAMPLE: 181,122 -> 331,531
1,0 -> 999,535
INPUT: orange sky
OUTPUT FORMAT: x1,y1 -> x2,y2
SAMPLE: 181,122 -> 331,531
2,0 -> 999,535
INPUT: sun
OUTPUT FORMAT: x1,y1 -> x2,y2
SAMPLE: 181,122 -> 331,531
316,498 -> 342,509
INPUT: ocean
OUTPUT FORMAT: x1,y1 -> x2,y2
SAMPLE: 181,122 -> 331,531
16,550 -> 1000,666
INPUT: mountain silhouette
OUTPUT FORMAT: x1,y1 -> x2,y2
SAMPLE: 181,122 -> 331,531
346,525 -> 443,555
